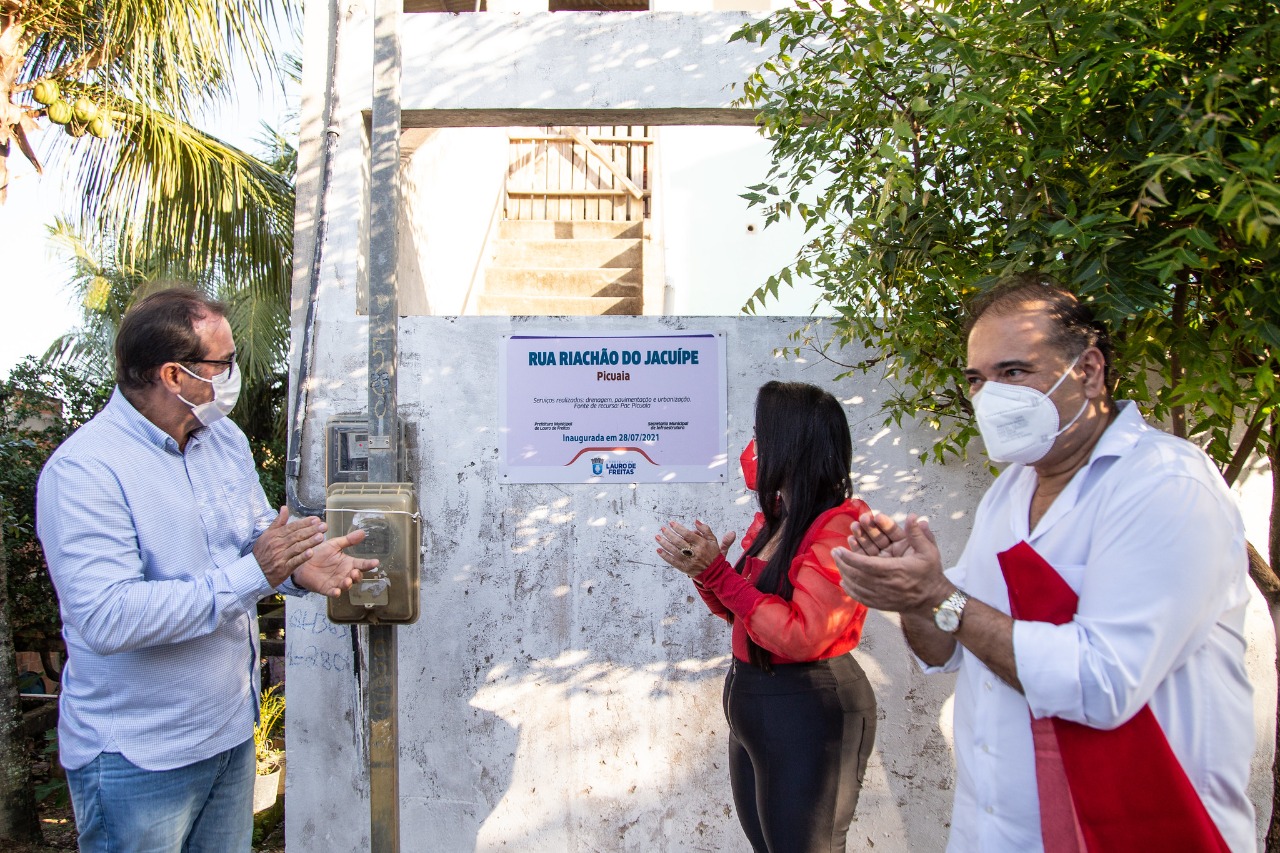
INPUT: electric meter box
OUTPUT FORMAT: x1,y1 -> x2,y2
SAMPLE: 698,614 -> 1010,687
326,414 -> 409,484
325,482 -> 421,625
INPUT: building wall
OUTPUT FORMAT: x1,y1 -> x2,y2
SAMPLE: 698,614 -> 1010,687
392,124 -> 825,318
398,127 -> 510,315
289,3 -> 1277,850
335,8 -> 823,318
285,311 -> 986,851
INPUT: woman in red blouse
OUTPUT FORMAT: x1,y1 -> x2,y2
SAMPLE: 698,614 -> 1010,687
657,381 -> 877,853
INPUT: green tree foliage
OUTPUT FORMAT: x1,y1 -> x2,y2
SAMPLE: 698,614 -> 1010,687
734,0 -> 1278,520
0,359 -> 109,667
36,46 -> 301,505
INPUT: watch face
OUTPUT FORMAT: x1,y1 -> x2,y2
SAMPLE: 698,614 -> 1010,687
935,607 -> 961,633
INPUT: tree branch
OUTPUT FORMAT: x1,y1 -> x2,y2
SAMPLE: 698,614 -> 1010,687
1221,405 -> 1268,487
1248,540 -> 1280,608
1037,3 -> 1061,58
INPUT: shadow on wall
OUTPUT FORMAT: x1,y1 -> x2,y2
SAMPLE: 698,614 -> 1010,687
398,13 -> 772,116
400,643 -> 739,850
468,652 -> 743,851
394,479 -> 963,851
427,605 -> 959,851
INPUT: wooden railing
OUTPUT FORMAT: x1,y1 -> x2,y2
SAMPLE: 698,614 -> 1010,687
506,125 -> 651,221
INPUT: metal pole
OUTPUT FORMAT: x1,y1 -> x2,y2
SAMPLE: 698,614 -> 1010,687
367,624 -> 399,852
368,0 -> 401,480
367,0 -> 401,849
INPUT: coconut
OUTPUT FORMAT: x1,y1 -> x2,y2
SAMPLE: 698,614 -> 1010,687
47,100 -> 73,125
89,115 -> 112,139
34,80 -> 60,106
73,97 -> 98,124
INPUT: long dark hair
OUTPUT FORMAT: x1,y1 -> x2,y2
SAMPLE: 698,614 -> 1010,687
735,381 -> 852,670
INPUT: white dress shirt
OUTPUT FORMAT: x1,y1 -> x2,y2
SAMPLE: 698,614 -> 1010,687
926,402 -> 1256,852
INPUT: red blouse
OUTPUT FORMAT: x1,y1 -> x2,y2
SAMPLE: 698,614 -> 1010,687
692,499 -> 871,665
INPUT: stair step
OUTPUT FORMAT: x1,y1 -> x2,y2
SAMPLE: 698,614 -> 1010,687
493,239 -> 641,269
477,294 -> 643,316
499,220 -> 643,240
484,267 -> 640,298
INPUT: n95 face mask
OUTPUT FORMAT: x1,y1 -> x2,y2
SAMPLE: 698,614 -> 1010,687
972,353 -> 1087,465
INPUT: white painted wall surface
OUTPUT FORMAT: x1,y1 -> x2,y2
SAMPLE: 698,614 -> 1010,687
284,311 -> 974,852
654,126 -> 825,316
396,12 -> 770,113
333,10 -> 830,318
389,122 -> 825,319
398,128 -> 509,315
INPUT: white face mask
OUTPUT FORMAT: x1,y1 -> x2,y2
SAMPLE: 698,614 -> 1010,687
972,353 -> 1087,465
176,362 -> 241,426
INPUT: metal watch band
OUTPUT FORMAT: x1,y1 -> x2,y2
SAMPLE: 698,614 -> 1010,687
933,589 -> 970,633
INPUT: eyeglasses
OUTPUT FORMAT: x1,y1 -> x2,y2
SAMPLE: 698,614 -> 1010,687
183,355 -> 237,380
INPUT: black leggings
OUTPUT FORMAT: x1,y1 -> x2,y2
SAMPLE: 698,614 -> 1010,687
723,655 -> 877,853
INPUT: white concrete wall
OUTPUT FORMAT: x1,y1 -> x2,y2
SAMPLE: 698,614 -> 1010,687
283,309 -> 981,852
653,125 -> 823,315
397,12 -> 769,113
337,8 -> 816,318
391,123 -> 824,320
399,128 -> 509,315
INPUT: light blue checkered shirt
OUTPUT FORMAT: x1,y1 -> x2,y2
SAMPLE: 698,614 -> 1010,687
37,389 -> 279,771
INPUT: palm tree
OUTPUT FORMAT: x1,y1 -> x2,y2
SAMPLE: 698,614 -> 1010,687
0,2 -> 298,840
1,0 -> 297,381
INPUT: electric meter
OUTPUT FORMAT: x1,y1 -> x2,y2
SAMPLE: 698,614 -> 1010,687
325,482 -> 421,625
326,414 -> 409,484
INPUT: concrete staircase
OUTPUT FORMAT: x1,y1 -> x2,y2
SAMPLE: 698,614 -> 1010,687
477,220 -> 643,315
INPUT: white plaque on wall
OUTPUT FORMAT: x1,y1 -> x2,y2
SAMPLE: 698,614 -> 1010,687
499,331 -> 728,484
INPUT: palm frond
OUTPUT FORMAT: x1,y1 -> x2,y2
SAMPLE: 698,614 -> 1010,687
16,1 -> 298,386
223,285 -> 288,382
44,217 -> 287,383
42,329 -> 115,386
18,1 -> 294,118
47,96 -> 293,355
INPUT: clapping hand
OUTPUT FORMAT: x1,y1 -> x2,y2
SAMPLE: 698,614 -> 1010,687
657,519 -> 736,579
292,527 -> 379,598
832,512 -> 948,614
254,508 -> 327,587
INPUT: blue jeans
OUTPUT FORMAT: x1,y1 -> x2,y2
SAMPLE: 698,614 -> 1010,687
66,738 -> 254,853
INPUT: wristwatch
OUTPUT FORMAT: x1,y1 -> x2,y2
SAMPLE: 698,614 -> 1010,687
933,589 -> 970,634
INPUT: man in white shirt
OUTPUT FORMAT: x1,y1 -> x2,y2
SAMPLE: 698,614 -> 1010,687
833,275 -> 1255,851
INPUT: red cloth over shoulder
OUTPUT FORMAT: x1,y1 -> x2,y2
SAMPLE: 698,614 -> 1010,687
999,541 -> 1230,853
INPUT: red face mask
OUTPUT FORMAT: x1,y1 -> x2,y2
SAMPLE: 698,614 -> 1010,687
740,439 -> 758,490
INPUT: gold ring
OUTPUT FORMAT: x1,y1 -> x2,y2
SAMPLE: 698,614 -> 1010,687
681,547 -> 694,558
